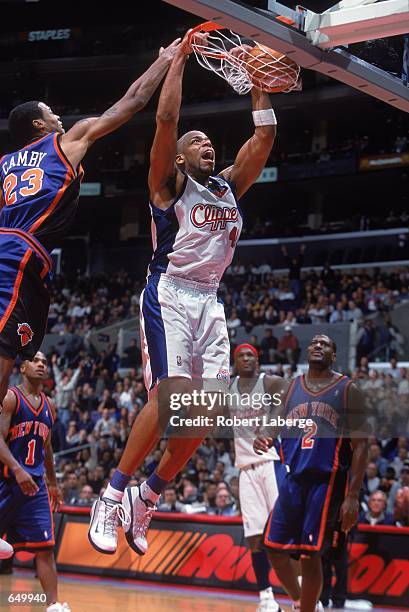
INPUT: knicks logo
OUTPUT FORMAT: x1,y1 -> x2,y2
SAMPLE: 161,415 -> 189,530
190,203 -> 238,231
17,323 -> 34,347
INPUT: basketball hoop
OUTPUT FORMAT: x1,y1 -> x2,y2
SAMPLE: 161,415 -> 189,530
188,22 -> 301,95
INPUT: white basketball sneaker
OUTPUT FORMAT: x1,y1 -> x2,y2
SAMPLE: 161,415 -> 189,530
46,603 -> 71,612
0,538 -> 13,559
256,588 -> 281,612
122,484 -> 156,555
88,497 -> 130,554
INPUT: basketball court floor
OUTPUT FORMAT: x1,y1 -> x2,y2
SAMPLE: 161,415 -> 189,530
0,570 -> 401,612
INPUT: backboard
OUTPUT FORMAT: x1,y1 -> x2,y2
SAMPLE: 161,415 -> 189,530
162,0 -> 409,112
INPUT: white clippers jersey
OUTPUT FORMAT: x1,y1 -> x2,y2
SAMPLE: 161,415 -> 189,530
148,173 -> 243,286
230,373 -> 280,469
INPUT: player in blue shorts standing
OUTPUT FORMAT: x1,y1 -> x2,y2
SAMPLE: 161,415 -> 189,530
0,351 -> 67,611
254,335 -> 368,612
0,38 -> 181,406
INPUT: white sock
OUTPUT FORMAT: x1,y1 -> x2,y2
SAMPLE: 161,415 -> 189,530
140,481 -> 160,504
260,586 -> 274,600
104,483 -> 124,502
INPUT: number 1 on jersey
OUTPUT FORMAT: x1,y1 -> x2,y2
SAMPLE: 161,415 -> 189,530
25,439 -> 36,466
301,422 -> 317,449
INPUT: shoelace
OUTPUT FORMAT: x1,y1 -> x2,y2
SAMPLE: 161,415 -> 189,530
132,501 -> 156,538
100,501 -> 131,537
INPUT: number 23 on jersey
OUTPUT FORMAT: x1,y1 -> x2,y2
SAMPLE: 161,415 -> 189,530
3,169 -> 44,206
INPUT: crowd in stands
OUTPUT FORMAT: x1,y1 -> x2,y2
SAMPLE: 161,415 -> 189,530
5,263 -> 408,527
45,264 -> 409,369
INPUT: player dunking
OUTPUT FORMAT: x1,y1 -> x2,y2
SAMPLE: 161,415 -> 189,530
0,352 -> 68,612
254,335 -> 368,612
0,39 -> 181,406
230,344 -> 288,612
89,30 -> 277,555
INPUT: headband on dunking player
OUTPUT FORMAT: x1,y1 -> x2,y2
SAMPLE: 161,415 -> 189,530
233,343 -> 259,361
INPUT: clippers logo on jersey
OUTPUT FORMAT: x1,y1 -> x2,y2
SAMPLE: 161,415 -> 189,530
190,203 -> 239,231
207,183 -> 228,199
17,323 -> 34,347
148,173 -> 243,285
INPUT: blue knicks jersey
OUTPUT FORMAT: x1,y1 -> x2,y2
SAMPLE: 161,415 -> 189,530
0,132 -> 83,252
3,387 -> 54,478
281,374 -> 353,477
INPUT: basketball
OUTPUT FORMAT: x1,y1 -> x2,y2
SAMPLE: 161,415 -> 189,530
244,44 -> 299,93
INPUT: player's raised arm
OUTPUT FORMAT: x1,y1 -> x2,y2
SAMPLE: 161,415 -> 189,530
148,32 -> 192,207
60,38 -> 182,169
220,87 -> 276,199
0,390 -> 39,495
339,383 -> 369,532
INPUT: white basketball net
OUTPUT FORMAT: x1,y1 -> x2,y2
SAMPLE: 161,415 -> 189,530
190,24 -> 301,95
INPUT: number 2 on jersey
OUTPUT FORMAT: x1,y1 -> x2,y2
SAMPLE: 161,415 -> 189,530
301,422 -> 318,449
3,168 -> 44,206
25,439 -> 36,466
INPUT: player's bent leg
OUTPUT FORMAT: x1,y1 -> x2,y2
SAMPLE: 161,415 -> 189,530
300,555 -> 323,612
0,537 -> 13,559
36,549 -> 71,612
0,355 -> 15,405
88,398 -> 160,554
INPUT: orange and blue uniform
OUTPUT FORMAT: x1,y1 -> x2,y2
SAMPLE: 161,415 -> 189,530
264,374 -> 352,556
0,132 -> 83,360
0,387 -> 55,550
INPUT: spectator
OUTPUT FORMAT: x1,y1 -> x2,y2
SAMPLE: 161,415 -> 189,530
63,472 -> 80,504
329,302 -> 346,324
259,328 -> 279,365
368,444 -> 389,477
345,300 -> 363,323
356,320 -> 375,363
94,408 -> 116,438
387,462 -> 409,513
207,489 -> 238,516
393,487 -> 409,526
359,491 -> 395,525
386,357 -> 400,379
76,485 -> 96,506
203,482 -> 218,510
277,326 -> 300,367
52,355 -> 82,427
364,462 -> 380,497
157,486 -> 186,513
121,338 -> 141,368
281,244 -> 305,298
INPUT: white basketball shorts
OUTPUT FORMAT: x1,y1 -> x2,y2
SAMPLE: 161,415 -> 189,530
140,273 -> 230,391
239,460 -> 285,538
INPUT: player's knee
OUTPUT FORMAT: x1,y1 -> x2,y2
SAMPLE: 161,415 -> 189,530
269,550 -> 290,568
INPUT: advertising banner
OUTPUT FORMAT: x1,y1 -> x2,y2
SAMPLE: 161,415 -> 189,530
54,508 -> 409,607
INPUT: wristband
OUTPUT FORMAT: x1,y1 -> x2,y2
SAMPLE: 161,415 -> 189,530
252,109 -> 277,126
